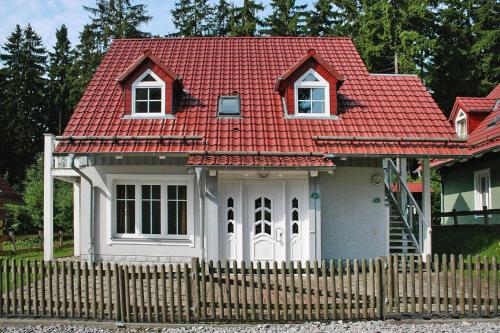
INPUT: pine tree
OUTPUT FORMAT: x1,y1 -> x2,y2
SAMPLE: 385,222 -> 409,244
0,24 -> 47,183
230,0 -> 264,36
171,0 -> 212,36
47,25 -> 74,134
307,0 -> 335,36
210,0 -> 234,36
83,0 -> 152,50
262,0 -> 307,36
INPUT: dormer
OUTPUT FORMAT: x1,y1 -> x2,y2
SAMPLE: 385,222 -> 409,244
454,109 -> 467,138
449,97 -> 496,136
116,50 -> 182,118
275,49 -> 344,118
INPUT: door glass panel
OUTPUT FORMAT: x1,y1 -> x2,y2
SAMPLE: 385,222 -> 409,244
254,196 -> 272,236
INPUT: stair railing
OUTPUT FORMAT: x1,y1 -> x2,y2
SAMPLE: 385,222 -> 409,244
383,158 -> 424,254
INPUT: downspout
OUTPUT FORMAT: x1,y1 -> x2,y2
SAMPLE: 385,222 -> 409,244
195,167 -> 205,259
313,176 -> 318,260
70,154 -> 94,263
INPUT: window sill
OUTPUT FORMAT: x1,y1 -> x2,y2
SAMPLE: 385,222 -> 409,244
122,114 -> 175,120
286,114 -> 339,120
109,237 -> 193,246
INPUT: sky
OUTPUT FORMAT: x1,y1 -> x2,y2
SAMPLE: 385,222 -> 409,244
0,0 -> 311,51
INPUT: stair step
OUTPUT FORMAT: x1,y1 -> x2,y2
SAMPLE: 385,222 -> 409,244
390,246 -> 417,250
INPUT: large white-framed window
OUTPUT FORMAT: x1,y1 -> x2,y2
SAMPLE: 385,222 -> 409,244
474,169 -> 491,211
131,69 -> 165,117
108,175 -> 194,243
455,110 -> 467,138
294,68 -> 330,117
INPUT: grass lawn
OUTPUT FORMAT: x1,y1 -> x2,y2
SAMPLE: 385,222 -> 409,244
432,226 -> 500,258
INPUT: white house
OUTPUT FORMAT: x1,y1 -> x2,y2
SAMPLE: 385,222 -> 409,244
43,37 -> 467,263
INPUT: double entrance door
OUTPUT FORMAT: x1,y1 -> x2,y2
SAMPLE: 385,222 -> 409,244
219,179 -> 309,262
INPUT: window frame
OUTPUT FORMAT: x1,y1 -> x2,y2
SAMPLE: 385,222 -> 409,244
108,175 -> 194,244
131,69 -> 166,117
218,95 -> 241,117
474,168 -> 491,211
293,68 -> 330,117
455,110 -> 467,138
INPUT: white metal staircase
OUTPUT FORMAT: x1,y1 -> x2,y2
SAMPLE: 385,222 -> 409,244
384,159 -> 427,255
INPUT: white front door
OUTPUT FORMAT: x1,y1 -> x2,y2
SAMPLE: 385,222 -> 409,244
246,181 -> 286,262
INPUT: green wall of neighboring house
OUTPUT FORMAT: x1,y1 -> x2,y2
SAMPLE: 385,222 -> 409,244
440,152 -> 500,225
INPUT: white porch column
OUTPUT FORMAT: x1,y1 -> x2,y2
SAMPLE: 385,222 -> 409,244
309,174 -> 321,261
43,134 -> 54,261
205,173 -> 219,261
73,182 -> 81,257
421,158 -> 432,256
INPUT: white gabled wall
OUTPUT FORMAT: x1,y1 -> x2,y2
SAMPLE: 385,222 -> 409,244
320,166 -> 388,259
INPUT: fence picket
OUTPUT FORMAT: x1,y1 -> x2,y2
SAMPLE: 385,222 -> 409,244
224,260 -> 232,320
475,255 -> 481,316
113,263 -> 120,321
256,261 -> 263,321
393,255 -> 400,314
450,254 -> 457,316
41,260 -> 46,316
208,260 -> 215,320
234,260 -> 240,320
193,259 -> 200,321
417,256 -> 423,314
369,259 -> 375,319
484,256 -> 490,316
4,261 -> 9,315
217,261 -> 224,320
282,261 -> 289,321
467,255 -> 473,314
124,265 -> 131,322
442,254 -> 449,315
0,260 -> 3,315
354,259 -> 360,319
273,261 -> 280,321
492,256 -> 497,317
145,265 -> 152,322
176,264 -> 182,322
290,261 -> 297,321
12,259 -> 17,315
361,259 -> 367,319
305,261 -> 312,320
26,261 -> 32,316
297,261 -> 304,320
330,259 -> 337,320
19,260 -> 25,315
425,255 -> 432,313
200,260 -> 207,321
402,255 -> 408,313
138,265 -> 145,322
249,262 -> 256,321
105,262 -> 112,320
409,254 -> 416,313
313,260 -> 320,320
242,261 -> 248,321
321,259 -> 328,320
459,255 -> 465,315
168,264 -> 175,323
153,265 -> 160,322
434,254 -> 440,315
160,264 -> 167,322
346,259 -> 352,319
98,262 -> 104,320
68,261 -> 74,318
184,263 -> 191,322
264,261 -> 272,321
386,256 -> 393,313
62,261 -> 67,318
337,259 -> 345,320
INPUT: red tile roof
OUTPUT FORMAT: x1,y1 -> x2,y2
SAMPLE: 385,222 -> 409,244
487,84 -> 500,99
0,177 -> 22,205
432,84 -> 499,168
187,154 -> 334,167
55,37 -> 465,161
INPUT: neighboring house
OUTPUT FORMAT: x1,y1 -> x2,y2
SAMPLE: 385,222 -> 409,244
43,37 -> 465,263
433,84 -> 500,225
0,176 -> 23,232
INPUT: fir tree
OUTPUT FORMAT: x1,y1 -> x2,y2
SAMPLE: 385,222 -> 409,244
230,0 -> 264,36
83,0 -> 152,50
47,25 -> 74,134
171,0 -> 213,36
262,0 -> 307,36
307,0 -> 335,36
210,0 -> 234,36
0,24 -> 47,183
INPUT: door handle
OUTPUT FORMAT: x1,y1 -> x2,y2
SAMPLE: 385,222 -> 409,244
276,228 -> 283,242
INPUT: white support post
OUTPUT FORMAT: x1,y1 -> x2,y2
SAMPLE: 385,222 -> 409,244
73,182 -> 81,257
421,158 -> 432,256
43,134 -> 54,261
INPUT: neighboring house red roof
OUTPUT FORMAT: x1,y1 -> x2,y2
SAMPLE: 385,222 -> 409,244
55,37 -> 465,161
0,177 -> 22,205
391,181 -> 433,193
433,84 -> 500,168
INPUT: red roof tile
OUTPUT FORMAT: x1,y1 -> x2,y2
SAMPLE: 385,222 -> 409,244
187,155 -> 334,167
487,84 -> 500,99
55,37 -> 465,160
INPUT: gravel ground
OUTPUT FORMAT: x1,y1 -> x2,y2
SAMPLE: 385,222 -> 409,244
0,320 -> 499,333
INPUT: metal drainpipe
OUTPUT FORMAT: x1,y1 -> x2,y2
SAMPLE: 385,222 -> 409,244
195,167 -> 205,259
70,154 -> 94,263
313,176 -> 318,260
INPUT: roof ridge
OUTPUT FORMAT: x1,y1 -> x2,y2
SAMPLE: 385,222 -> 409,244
370,73 -> 418,77
112,36 -> 354,41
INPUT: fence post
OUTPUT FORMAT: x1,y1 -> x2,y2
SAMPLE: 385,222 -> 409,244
8,231 -> 16,254
375,258 -> 385,320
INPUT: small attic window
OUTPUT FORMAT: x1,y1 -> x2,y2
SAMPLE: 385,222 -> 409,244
455,110 -> 467,138
294,68 -> 330,117
132,69 -> 165,116
218,96 -> 240,116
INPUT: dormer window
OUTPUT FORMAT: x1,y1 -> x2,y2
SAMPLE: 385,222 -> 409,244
294,69 -> 330,117
455,110 -> 467,137
132,70 -> 165,116
218,96 -> 240,116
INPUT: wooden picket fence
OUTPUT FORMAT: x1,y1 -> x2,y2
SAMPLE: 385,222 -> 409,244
0,254 -> 498,322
